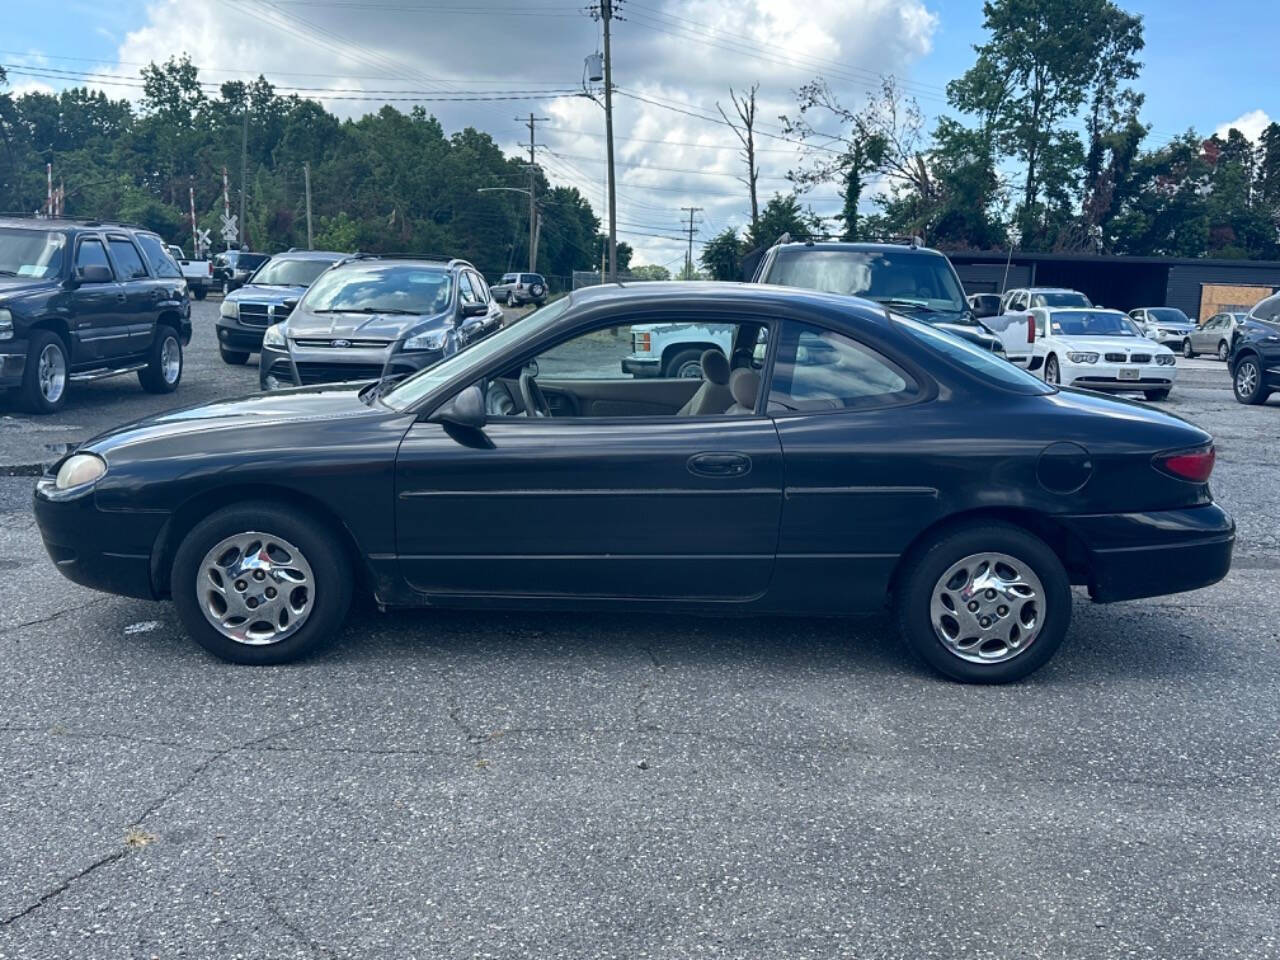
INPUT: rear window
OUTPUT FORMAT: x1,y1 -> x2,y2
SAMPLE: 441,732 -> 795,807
520,274 -> 542,284
895,316 -> 1053,395
1031,291 -> 1091,308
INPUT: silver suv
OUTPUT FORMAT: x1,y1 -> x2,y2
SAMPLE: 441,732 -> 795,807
488,272 -> 547,307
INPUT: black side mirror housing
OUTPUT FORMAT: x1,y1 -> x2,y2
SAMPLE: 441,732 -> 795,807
282,298 -> 299,312
429,383 -> 486,430
73,264 -> 113,286
460,301 -> 487,318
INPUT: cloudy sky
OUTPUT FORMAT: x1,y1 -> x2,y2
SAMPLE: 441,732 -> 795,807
5,0 -> 1278,267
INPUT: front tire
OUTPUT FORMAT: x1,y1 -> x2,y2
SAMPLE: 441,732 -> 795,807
1217,340 -> 1230,362
1182,339 -> 1196,359
895,522 -> 1072,684
139,328 -> 183,393
193,288 -> 207,301
1044,354 -> 1060,386
506,292 -> 516,307
219,346 -> 250,365
664,348 -> 706,379
170,501 -> 353,665
1233,356 -> 1270,405
18,330 -> 69,414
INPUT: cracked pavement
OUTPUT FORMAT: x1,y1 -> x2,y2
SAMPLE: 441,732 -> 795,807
1,310 -> 1279,958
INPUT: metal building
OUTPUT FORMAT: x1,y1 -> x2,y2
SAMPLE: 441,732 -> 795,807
949,250 -> 1280,320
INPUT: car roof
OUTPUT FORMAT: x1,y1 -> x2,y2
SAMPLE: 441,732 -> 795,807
269,249 -> 346,262
772,240 -> 948,257
0,216 -> 147,233
565,280 -> 895,323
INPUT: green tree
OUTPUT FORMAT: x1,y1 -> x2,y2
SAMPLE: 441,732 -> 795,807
628,264 -> 671,281
747,194 -> 823,249
699,227 -> 743,280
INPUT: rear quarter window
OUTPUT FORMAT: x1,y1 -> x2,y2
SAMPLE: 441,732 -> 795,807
896,316 -> 1053,395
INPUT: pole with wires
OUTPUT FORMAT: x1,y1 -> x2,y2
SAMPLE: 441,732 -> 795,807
239,105 -> 249,248
681,206 -> 702,279
303,161 -> 314,249
601,0 -> 618,282
520,113 -> 549,273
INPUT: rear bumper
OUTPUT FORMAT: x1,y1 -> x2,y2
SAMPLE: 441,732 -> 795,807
1061,504 -> 1235,602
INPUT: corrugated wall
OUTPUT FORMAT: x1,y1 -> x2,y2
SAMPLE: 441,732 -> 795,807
1165,264 -> 1280,318
954,262 -> 1033,294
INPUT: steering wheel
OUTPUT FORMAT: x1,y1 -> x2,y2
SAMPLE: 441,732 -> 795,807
518,366 -> 551,418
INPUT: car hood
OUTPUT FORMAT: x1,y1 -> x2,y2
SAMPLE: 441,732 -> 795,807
1054,335 -> 1169,353
82,382 -> 386,458
227,283 -> 307,304
0,276 -> 57,299
285,308 -> 447,340
931,321 -> 1000,344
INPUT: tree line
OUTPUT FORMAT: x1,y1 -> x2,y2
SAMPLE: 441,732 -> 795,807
0,60 -> 632,285
699,0 -> 1280,279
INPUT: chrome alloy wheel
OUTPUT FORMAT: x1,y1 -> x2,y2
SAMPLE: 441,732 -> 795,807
38,342 -> 67,403
929,552 -> 1045,664
198,532 -> 314,645
1236,361 -> 1259,397
161,335 -> 181,384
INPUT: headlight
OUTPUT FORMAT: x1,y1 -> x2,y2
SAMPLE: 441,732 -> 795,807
262,322 -> 287,347
220,299 -> 239,320
55,453 -> 107,490
0,308 -> 12,341
404,328 -> 448,352
1067,352 -> 1099,363
1156,354 -> 1176,366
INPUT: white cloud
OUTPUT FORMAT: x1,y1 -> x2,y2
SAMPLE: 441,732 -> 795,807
76,0 -> 942,264
1214,109 -> 1271,143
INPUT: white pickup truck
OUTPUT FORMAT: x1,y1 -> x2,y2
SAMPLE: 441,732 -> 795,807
167,245 -> 213,300
983,287 -> 1093,368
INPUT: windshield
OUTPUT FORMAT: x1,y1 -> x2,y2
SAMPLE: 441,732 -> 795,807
0,228 -> 66,280
1049,310 -> 1138,337
1147,308 -> 1189,323
767,249 -> 966,313
381,296 -> 572,411
249,257 -> 336,287
304,263 -> 453,315
1033,291 -> 1091,307
895,316 -> 1053,395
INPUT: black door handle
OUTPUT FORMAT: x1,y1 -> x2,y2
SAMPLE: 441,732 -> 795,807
687,452 -> 751,478
115,293 -> 127,302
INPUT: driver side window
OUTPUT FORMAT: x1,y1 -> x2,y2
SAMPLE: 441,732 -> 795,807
483,320 -> 757,419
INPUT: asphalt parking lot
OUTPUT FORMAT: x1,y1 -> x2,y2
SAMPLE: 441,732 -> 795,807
1,303 -> 1278,958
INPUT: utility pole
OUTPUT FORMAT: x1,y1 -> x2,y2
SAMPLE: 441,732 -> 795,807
239,104 -> 249,248
681,206 -> 703,279
519,113 -> 550,272
303,161 -> 314,249
601,0 -> 617,282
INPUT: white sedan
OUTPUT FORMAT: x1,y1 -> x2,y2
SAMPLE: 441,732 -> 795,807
1034,308 -> 1178,401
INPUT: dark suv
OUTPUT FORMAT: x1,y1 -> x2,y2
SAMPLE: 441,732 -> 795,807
216,249 -> 347,364
259,254 -> 504,390
752,238 -> 1005,355
1228,292 -> 1280,405
212,250 -> 270,295
0,217 -> 191,413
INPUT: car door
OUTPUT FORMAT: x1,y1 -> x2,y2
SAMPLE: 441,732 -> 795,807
764,319 -> 940,613
105,234 -> 159,355
68,235 -> 125,364
1195,315 -> 1220,353
393,315 -> 783,601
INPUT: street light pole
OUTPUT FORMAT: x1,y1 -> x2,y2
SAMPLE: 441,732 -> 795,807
602,0 -> 617,282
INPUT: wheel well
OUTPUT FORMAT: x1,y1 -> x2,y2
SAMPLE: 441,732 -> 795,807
151,484 -> 370,600
1231,347 -> 1259,374
661,342 -> 719,366
887,507 -> 1093,600
29,318 -> 72,355
156,311 -> 183,333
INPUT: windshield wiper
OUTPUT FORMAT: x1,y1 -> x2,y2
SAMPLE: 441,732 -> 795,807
872,297 -> 942,314
313,307 -> 420,315
0,269 -> 19,277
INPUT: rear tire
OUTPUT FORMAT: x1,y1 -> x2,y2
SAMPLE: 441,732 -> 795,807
139,328 -> 183,393
219,346 -> 250,365
1143,388 -> 1170,401
1182,339 -> 1195,359
1217,340 -> 1230,361
895,522 -> 1071,684
170,501 -> 353,665
1044,354 -> 1060,386
18,330 -> 69,414
193,288 -> 207,301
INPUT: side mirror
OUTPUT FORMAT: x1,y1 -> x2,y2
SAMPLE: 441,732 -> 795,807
460,301 -> 488,318
282,298 -> 299,312
429,383 -> 486,430
74,264 -> 113,285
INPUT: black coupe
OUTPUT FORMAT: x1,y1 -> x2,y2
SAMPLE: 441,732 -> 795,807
34,283 -> 1234,683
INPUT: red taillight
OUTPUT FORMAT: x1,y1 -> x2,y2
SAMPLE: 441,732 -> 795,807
1155,445 -> 1215,483
1027,314 -> 1036,343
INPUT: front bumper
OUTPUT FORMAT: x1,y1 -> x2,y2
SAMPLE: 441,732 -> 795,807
621,356 -> 661,378
1062,504 -> 1235,603
215,318 -> 266,352
0,344 -> 28,388
259,341 -> 444,390
33,479 -> 167,601
1063,359 -> 1176,391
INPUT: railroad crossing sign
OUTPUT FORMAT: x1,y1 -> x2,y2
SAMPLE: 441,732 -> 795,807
220,213 -> 238,247
195,228 -> 211,258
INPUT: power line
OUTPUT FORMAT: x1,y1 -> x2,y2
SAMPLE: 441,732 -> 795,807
680,206 -> 703,276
